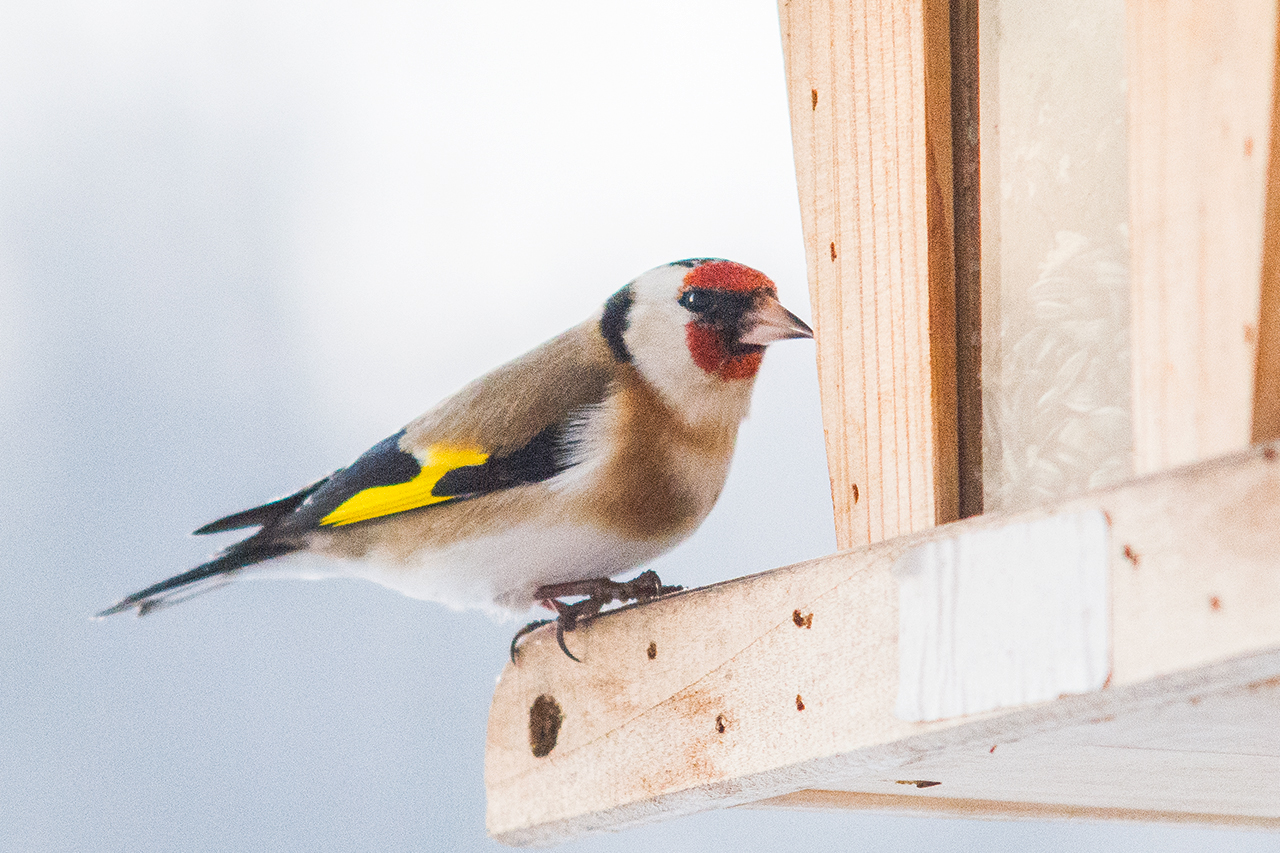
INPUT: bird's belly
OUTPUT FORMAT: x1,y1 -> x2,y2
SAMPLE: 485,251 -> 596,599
353,522 -> 676,617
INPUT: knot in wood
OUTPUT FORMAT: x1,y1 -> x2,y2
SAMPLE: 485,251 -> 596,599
529,694 -> 564,758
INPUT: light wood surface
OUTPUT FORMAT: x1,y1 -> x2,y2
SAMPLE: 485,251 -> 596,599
778,0 -> 958,549
1129,0 -> 1280,473
1252,6 -> 1280,444
752,788 -> 1280,830
485,444 -> 1280,845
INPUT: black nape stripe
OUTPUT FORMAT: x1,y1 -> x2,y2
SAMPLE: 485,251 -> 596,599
600,284 -> 634,363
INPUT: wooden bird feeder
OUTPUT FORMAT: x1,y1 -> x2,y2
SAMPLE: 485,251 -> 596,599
484,0 -> 1280,843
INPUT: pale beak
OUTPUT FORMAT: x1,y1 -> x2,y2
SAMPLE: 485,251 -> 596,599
739,294 -> 814,346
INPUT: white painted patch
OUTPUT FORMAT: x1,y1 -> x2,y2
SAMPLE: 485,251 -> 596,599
893,509 -> 1110,722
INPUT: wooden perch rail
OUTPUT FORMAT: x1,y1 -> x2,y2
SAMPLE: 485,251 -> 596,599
485,444 -> 1280,845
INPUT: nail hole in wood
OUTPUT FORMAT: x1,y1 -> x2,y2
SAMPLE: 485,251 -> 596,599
715,714 -> 727,734
851,483 -> 859,504
830,241 -> 837,260
529,694 -> 563,758
811,88 -> 818,109
792,609 -> 813,629
647,641 -> 657,660
795,694 -> 805,711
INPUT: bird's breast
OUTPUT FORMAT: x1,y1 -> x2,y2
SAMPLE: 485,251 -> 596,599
562,366 -> 740,542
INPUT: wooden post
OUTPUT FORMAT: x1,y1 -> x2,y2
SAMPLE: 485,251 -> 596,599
1252,6 -> 1280,444
1129,0 -> 1280,473
778,0 -> 959,548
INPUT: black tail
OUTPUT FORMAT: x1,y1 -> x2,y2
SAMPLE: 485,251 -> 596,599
191,477 -> 329,535
96,539 -> 297,618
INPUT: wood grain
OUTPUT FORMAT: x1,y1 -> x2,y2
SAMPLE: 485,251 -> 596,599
752,789 -> 1280,830
485,444 -> 1280,844
1252,6 -> 1280,444
1129,0 -> 1280,473
949,0 -> 981,518
778,0 -> 958,549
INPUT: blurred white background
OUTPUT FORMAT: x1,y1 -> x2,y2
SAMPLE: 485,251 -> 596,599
0,1 -> 1273,850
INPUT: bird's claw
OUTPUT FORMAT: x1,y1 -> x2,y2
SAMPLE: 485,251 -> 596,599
510,618 -> 553,663
555,618 -> 580,663
508,570 -> 683,663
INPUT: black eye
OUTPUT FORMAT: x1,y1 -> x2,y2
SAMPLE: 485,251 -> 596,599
678,289 -> 707,312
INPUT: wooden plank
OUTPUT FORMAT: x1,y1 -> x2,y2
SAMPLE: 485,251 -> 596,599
749,655 -> 1280,821
949,0 -> 981,518
1129,0 -> 1280,474
1252,5 -> 1280,444
778,0 -> 958,549
485,443 -> 1280,845
751,789 -> 1280,830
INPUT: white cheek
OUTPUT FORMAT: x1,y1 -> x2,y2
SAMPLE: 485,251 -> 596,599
633,306 -> 700,373
627,298 -> 712,383
623,264 -> 758,428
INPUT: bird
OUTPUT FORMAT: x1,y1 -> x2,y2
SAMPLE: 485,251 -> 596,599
97,258 -> 814,659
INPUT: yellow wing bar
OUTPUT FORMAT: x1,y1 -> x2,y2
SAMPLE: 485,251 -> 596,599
320,444 -> 489,527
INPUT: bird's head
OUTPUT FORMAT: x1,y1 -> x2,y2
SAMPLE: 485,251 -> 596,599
599,258 -> 813,425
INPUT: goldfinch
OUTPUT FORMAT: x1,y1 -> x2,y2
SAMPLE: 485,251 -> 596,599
98,259 -> 812,654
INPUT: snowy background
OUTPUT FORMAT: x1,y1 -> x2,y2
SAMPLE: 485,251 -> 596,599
1,1 -> 1273,850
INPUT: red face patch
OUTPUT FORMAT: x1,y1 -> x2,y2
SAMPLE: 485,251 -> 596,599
681,261 -> 776,295
685,324 -> 764,381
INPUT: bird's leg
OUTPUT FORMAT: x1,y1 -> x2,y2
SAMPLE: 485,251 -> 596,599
509,570 -> 684,663
536,569 -> 683,607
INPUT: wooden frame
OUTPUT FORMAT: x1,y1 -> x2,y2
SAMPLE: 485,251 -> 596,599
483,0 -> 1280,842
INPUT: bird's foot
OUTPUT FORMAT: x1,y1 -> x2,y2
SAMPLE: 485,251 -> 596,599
509,570 -> 683,663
